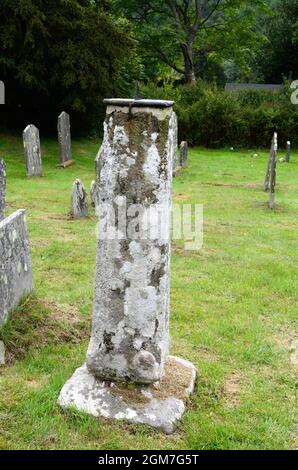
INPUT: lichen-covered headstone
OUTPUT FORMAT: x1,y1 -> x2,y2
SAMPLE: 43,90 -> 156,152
180,141 -> 188,168
23,125 -> 42,177
58,98 -> 197,434
70,179 -> 88,218
0,159 -> 6,221
90,180 -> 100,211
58,111 -> 71,163
0,210 -> 33,327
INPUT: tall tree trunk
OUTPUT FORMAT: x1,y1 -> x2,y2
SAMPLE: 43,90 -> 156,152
181,42 -> 196,84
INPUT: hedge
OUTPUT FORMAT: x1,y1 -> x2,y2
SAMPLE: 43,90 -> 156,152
142,82 -> 298,148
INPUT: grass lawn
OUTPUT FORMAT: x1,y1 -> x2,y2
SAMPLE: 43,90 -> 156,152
0,132 -> 297,450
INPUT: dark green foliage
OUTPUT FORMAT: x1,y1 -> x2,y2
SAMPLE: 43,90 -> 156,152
142,82 -> 298,148
112,0 -> 268,84
255,0 -> 298,83
0,0 -> 131,134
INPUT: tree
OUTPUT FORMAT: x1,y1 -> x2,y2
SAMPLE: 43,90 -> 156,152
254,0 -> 298,83
112,0 -> 268,84
0,0 -> 131,132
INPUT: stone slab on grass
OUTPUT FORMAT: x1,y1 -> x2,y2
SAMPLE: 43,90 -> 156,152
0,209 -> 33,327
58,356 -> 197,434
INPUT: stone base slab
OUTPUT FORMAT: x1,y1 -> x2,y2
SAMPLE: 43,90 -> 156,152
58,356 -> 197,434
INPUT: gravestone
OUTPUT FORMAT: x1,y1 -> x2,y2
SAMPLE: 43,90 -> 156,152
0,159 -> 6,221
90,180 -> 100,211
23,125 -> 42,177
0,80 -> 4,105
58,111 -> 72,164
0,210 -> 33,327
264,132 -> 277,191
286,141 -> 291,163
180,141 -> 188,168
70,179 -> 88,218
58,98 -> 197,434
269,138 -> 277,210
0,341 -> 5,365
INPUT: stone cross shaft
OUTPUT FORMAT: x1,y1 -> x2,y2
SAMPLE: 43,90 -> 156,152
58,99 -> 197,434
86,99 -> 177,384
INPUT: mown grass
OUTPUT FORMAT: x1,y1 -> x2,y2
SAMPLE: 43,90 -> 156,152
0,132 -> 297,450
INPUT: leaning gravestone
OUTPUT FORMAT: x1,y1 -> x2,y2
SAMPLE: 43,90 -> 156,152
0,210 -> 33,327
264,132 -> 277,191
70,179 -> 88,218
269,138 -> 277,210
180,141 -> 188,168
23,125 -> 42,177
58,98 -> 197,434
90,180 -> 100,211
0,159 -> 6,221
58,111 -> 71,164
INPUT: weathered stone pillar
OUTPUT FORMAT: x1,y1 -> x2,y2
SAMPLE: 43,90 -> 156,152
86,99 -> 175,383
0,159 -> 6,221
58,111 -> 72,163
58,99 -> 196,434
23,125 -> 42,177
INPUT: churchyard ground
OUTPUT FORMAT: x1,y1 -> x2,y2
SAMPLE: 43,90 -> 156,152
0,132 -> 297,450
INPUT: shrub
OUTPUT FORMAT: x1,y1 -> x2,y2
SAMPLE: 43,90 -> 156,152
142,82 -> 298,148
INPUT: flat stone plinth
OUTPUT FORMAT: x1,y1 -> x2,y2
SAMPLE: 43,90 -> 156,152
58,356 -> 197,434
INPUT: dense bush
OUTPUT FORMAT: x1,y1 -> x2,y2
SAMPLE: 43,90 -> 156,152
142,82 -> 298,148
0,0 -> 131,135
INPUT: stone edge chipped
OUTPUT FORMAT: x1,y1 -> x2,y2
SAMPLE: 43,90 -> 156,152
58,355 -> 197,435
